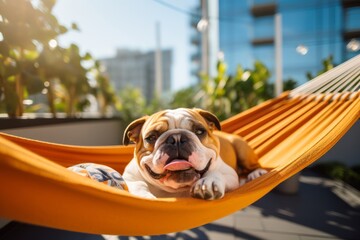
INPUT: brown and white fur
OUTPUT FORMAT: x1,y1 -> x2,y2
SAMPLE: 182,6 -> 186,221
122,108 -> 267,200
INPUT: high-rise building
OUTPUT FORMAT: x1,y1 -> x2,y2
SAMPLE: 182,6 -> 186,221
189,4 -> 202,85
189,0 -> 219,85
101,49 -> 172,102
219,0 -> 360,85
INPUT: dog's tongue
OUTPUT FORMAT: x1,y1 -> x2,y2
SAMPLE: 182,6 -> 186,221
164,160 -> 192,171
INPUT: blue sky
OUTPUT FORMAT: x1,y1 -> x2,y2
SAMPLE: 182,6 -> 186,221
53,0 -> 197,90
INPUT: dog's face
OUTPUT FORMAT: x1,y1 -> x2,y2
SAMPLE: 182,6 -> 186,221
123,108 -> 222,193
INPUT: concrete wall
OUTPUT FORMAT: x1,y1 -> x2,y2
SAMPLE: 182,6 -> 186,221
1,119 -> 124,146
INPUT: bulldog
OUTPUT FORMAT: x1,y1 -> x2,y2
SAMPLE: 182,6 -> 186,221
122,108 -> 267,200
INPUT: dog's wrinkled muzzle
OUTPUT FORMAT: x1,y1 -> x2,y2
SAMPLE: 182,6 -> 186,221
145,158 -> 212,183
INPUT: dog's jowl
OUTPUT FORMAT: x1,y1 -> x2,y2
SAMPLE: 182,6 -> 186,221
122,108 -> 267,200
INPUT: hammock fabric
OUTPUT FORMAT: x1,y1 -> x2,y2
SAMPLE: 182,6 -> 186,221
0,55 -> 360,235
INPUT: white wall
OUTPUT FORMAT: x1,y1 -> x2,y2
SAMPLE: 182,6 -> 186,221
1,120 -> 124,146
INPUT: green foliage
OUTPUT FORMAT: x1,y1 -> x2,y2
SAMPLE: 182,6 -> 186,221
91,61 -> 119,117
166,60 -> 299,121
113,59 -> 283,123
145,95 -> 169,116
120,60 -> 298,124
36,43 -> 93,116
116,87 -> 178,126
0,0 -> 67,117
0,0 -> 118,118
312,162 -> 360,190
117,87 -> 147,126
170,86 -> 198,109
306,55 -> 335,80
282,78 -> 298,91
192,61 -> 274,120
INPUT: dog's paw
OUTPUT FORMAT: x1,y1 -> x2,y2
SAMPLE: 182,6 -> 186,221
190,177 -> 225,200
247,168 -> 268,182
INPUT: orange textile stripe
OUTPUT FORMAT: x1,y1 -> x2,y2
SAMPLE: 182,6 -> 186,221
234,96 -> 304,138
251,97 -> 328,157
221,92 -> 290,133
0,133 -> 134,173
259,94 -> 359,169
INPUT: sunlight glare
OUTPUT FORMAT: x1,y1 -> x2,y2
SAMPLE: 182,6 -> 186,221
197,18 -> 208,32
48,39 -> 58,49
23,99 -> 33,105
347,39 -> 360,52
296,44 -> 308,55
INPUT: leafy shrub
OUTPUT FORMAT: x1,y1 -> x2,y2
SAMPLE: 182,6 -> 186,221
312,162 -> 360,190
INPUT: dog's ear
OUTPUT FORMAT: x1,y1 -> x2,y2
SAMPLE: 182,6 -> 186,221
194,109 -> 221,131
123,116 -> 149,145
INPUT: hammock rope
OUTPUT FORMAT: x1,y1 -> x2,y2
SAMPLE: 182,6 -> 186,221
0,54 -> 359,235
290,54 -> 360,96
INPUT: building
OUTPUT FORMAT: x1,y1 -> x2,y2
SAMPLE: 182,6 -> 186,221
191,0 -> 360,86
218,0 -> 360,85
189,0 -> 219,85
189,4 -> 202,84
101,49 -> 172,102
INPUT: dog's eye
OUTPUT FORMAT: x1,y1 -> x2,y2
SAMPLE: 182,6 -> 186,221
145,134 -> 157,144
195,128 -> 206,136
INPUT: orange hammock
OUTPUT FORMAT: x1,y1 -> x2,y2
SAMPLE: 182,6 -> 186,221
0,55 -> 359,235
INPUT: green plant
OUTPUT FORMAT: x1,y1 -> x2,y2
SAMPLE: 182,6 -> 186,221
170,86 -> 198,109
0,0 -> 118,118
312,162 -> 360,190
91,60 -> 119,117
306,55 -> 335,80
0,0 -> 68,117
167,60 -> 298,121
194,60 -> 274,120
117,87 -> 147,126
36,44 -> 91,116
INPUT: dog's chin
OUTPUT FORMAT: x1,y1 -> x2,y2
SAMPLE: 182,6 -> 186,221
164,168 -> 200,184
144,159 -> 212,189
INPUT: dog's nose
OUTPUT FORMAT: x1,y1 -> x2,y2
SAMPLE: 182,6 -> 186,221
165,134 -> 188,145
166,136 -> 176,145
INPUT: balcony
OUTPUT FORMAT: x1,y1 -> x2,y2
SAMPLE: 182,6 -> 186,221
343,29 -> 360,40
251,37 -> 274,46
342,0 -> 360,8
251,3 -> 277,17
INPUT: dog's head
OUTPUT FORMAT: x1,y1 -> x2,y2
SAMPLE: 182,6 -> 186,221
123,108 -> 221,193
